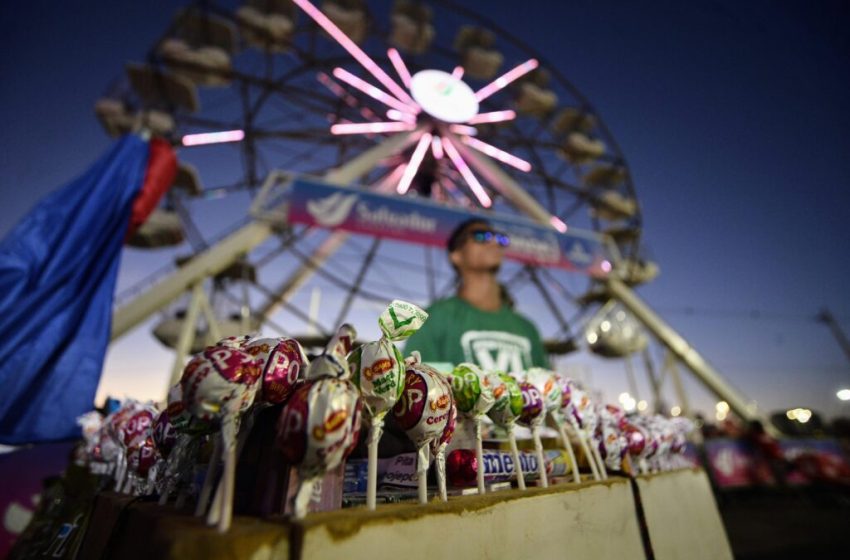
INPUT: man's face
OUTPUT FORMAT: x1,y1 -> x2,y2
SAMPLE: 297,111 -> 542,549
450,225 -> 508,273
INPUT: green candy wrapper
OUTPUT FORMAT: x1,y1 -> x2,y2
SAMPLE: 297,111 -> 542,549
349,300 -> 428,423
486,372 -> 523,428
448,363 -> 495,418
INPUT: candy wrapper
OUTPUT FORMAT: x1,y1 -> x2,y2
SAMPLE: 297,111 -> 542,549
348,300 -> 427,509
392,354 -> 452,503
448,363 -> 495,494
243,337 -> 309,405
446,448 -> 573,487
277,324 -> 362,518
75,411 -> 104,467
486,372 -> 527,489
180,345 -> 263,531
524,368 -> 581,483
598,405 -> 628,472
515,380 -> 549,487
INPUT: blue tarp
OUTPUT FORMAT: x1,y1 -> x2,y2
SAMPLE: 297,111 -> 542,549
0,135 -> 149,444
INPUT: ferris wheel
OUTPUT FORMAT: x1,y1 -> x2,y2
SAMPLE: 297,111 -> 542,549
98,0 -> 660,376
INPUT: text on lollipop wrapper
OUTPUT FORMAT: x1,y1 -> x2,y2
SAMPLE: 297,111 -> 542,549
312,409 -> 349,441
363,358 -> 393,381
430,395 -> 450,412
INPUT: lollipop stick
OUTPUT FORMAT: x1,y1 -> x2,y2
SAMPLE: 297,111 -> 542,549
474,418 -> 486,495
217,443 -> 236,532
417,445 -> 430,504
589,436 -> 608,480
435,449 -> 448,502
196,435 -> 221,517
293,477 -> 317,519
114,455 -> 127,492
366,421 -> 384,510
507,426 -> 525,490
531,426 -> 549,488
556,423 -> 582,483
571,419 -> 600,480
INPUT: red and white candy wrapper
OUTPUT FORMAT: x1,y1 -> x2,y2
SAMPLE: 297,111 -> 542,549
180,346 -> 263,531
393,355 -> 452,504
277,324 -> 362,519
598,405 -> 628,472
448,363 -> 495,495
486,372 -> 528,489
515,380 -> 549,487
348,300 -> 427,510
215,334 -> 253,349
243,337 -> 308,405
126,436 -> 161,495
524,368 -> 581,483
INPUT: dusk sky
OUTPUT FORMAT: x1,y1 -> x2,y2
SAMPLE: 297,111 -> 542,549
1,1 -> 849,422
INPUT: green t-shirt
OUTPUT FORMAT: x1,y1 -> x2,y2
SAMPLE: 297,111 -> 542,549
404,296 -> 548,371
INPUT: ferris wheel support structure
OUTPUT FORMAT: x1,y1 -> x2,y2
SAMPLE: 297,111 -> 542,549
455,133 -> 772,433
110,131 -> 417,342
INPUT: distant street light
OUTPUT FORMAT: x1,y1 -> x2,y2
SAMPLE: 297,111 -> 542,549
837,388 -> 850,401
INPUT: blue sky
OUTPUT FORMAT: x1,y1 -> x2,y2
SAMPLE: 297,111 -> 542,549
1,1 -> 849,421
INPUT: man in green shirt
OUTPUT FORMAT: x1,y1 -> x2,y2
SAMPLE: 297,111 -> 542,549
405,218 -> 548,371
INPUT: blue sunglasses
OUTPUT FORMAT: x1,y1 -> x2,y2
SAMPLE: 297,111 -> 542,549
468,229 -> 510,247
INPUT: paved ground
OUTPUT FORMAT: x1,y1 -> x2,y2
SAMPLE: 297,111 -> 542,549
718,489 -> 850,559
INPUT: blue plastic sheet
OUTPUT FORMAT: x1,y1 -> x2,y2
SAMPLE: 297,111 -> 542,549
0,135 -> 149,444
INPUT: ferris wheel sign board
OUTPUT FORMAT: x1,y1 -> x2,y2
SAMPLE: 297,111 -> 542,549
285,176 -> 612,277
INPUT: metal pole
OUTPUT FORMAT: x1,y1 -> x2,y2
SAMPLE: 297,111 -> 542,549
817,308 -> 850,367
641,347 -> 665,414
606,277 -> 771,431
623,354 -> 640,401
168,282 -> 204,388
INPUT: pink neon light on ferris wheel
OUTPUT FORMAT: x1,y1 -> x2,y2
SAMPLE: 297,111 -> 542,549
431,136 -> 444,160
397,133 -> 434,194
292,0 -> 418,108
467,110 -> 517,124
451,66 -> 465,80
379,163 -> 408,190
549,216 -> 568,233
474,58 -> 539,102
387,109 -> 416,123
330,121 -> 416,135
441,135 -> 492,207
181,129 -> 245,146
387,48 -> 413,89
332,68 -> 418,114
461,135 -> 532,172
449,124 -> 477,136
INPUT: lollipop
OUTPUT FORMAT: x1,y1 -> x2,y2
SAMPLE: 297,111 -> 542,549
598,405 -> 627,472
392,354 -> 452,504
126,436 -> 161,495
448,363 -> 495,494
515,380 -> 549,488
277,324 -> 362,519
348,300 -> 427,510
180,345 -> 263,531
243,337 -> 308,406
486,372 -> 527,489
562,384 -> 603,481
525,369 -> 582,484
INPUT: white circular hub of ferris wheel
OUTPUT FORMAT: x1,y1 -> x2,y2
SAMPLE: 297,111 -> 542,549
409,70 -> 479,123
